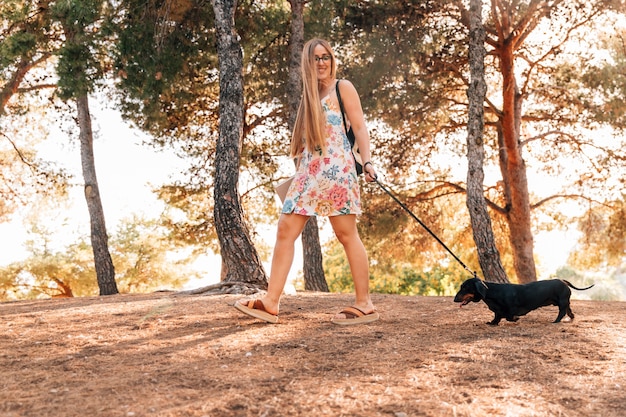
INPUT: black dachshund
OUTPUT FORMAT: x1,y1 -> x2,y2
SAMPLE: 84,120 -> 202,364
454,277 -> 594,325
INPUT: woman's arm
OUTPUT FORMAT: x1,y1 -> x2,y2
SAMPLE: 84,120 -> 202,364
338,80 -> 377,181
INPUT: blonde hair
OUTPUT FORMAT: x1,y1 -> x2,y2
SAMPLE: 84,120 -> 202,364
290,38 -> 337,157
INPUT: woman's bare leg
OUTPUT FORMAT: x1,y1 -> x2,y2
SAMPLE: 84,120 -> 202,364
328,214 -> 376,315
237,213 -> 309,315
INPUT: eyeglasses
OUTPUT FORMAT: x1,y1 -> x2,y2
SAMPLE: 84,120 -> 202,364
314,55 -> 332,63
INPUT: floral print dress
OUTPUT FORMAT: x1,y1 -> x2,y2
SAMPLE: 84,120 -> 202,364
282,83 -> 361,216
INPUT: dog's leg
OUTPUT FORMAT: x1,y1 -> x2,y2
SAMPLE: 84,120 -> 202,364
566,306 -> 574,320
554,306 -> 569,323
488,314 -> 502,325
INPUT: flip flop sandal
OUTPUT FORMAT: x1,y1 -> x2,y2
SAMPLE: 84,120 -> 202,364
331,306 -> 380,326
234,299 -> 279,324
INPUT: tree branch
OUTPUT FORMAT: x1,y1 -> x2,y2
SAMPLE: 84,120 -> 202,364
517,2 -> 604,97
404,181 -> 507,215
0,52 -> 52,115
1,132 -> 35,168
17,83 -> 58,93
531,193 -> 614,210
510,0 -> 554,50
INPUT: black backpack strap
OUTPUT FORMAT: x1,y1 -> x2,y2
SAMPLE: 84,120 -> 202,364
335,80 -> 349,134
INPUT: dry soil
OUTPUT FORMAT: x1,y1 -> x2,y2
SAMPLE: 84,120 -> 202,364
1,292 -> 625,417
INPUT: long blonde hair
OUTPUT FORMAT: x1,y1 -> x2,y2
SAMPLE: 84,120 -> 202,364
290,38 -> 337,157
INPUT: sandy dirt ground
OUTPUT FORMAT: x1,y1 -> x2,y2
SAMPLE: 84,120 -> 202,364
1,291 -> 625,417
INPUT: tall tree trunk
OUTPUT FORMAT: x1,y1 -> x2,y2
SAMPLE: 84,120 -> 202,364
497,44 -> 537,284
212,0 -> 268,289
465,0 -> 508,283
56,5 -> 117,295
287,0 -> 328,292
76,95 -> 118,295
287,0 -> 304,129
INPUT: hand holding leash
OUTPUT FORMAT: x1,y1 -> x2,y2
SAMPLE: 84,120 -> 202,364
363,161 -> 377,182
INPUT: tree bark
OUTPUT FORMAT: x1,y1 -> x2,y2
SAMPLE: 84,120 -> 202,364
287,0 -> 305,130
496,30 -> 537,283
302,218 -> 328,291
465,0 -> 508,283
76,95 -> 118,295
287,0 -> 328,292
212,0 -> 268,289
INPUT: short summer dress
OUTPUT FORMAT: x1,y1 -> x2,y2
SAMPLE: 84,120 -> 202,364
281,81 -> 361,216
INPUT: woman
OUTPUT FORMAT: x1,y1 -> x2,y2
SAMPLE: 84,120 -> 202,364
235,38 -> 378,325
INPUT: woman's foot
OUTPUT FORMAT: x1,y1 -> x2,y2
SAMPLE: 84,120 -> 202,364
331,305 -> 379,326
234,298 -> 279,324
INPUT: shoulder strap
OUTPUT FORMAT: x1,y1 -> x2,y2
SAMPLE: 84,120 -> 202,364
335,80 -> 349,134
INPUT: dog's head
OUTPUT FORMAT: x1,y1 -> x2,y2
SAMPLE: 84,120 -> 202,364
454,277 -> 488,307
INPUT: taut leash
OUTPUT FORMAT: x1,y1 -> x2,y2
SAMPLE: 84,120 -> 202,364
373,177 -> 478,279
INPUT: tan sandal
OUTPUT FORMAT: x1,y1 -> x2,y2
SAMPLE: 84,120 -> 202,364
234,299 -> 279,324
331,306 -> 379,326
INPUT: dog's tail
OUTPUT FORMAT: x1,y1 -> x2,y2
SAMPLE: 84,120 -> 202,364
562,280 -> 594,291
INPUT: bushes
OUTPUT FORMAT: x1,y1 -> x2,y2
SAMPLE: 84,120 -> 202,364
325,244 -> 469,297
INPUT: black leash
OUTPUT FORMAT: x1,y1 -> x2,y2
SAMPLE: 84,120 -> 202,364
373,176 -> 478,279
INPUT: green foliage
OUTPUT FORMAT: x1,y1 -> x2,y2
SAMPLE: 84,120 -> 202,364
0,0 -> 37,59
0,31 -> 36,68
51,0 -> 101,27
582,27 -> 626,130
0,216 -> 199,301
358,184 -> 515,280
157,185 -> 219,253
109,215 -> 198,293
0,228 -> 99,299
0,0 -> 56,87
113,0 -> 217,134
51,0 -> 107,99
56,40 -> 101,98
111,0 -> 295,250
238,0 -> 291,105
112,1 -> 223,253
324,239 -> 469,297
569,195 -> 626,270
327,0 -> 457,175
324,241 -> 354,293
364,259 -> 470,297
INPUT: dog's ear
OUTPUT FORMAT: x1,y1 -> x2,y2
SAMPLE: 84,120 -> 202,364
474,279 -> 488,299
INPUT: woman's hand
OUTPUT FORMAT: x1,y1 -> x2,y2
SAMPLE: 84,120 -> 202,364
363,162 -> 377,183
